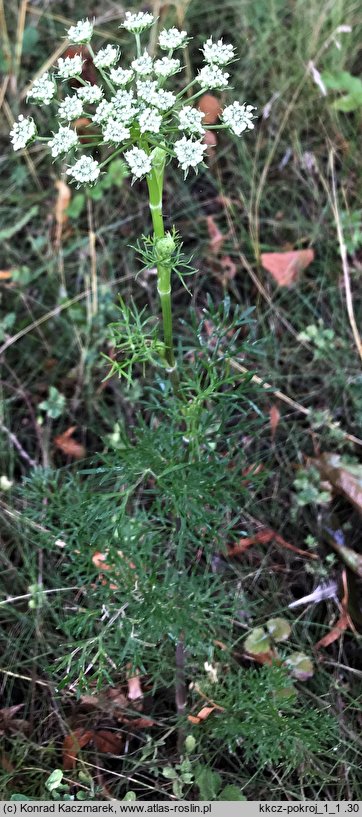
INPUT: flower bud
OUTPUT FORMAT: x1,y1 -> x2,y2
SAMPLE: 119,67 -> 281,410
155,233 -> 176,261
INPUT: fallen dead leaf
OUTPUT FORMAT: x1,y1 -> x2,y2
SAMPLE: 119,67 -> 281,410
93,730 -> 123,754
314,612 -> 349,649
206,215 -> 226,254
261,249 -> 314,287
203,129 -> 217,158
244,650 -> 275,666
269,404 -> 281,441
54,180 -> 71,230
127,675 -> 143,701
62,728 -> 94,770
198,94 -> 222,125
227,527 -> 318,560
54,426 -> 86,459
187,706 -> 216,724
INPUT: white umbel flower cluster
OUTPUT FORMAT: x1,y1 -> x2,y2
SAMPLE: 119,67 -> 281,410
67,155 -> 100,184
154,57 -> 180,78
77,83 -> 103,104
48,126 -> 78,157
93,99 -> 115,124
67,18 -> 93,44
103,120 -> 130,144
158,28 -> 188,50
94,45 -> 120,69
202,37 -> 235,66
178,106 -> 205,136
112,90 -> 137,123
58,95 -> 83,121
222,101 -> 256,135
151,89 -> 176,111
174,136 -> 206,175
122,11 -> 154,34
197,64 -> 229,89
124,147 -> 152,179
12,14 -> 256,185
110,67 -> 133,86
131,50 -> 153,76
138,107 -> 162,134
27,73 -> 55,105
57,55 -> 83,79
10,115 -> 36,151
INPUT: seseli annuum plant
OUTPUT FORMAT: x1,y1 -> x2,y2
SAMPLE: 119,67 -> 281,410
5,13 -> 351,793
10,11 -> 256,386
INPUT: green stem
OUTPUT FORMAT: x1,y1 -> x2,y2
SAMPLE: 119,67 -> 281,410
146,149 -> 178,383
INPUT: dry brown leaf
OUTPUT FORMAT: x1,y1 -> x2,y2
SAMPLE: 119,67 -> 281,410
127,675 -> 143,701
198,94 -> 222,125
0,270 -> 13,280
244,650 -> 275,666
261,249 -> 314,287
54,426 -> 86,459
54,180 -> 71,229
203,129 -> 217,158
93,730 -> 123,754
228,527 -> 318,560
0,753 -> 14,773
92,551 -> 111,571
187,706 -> 216,724
269,404 -> 281,441
206,215 -> 225,254
125,716 -> 155,728
314,612 -> 349,649
62,728 -> 94,770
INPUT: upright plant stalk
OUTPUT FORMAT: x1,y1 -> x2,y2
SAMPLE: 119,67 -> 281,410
146,148 -> 178,380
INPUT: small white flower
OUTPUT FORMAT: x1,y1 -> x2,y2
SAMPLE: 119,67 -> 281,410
138,107 -> 162,134
150,89 -> 176,111
132,49 -> 153,76
76,83 -> 103,104
178,106 -> 205,135
0,475 -> 13,491
110,67 -> 133,86
222,101 -> 256,135
48,125 -> 78,157
154,57 -> 180,78
67,18 -> 93,44
27,72 -> 56,105
158,28 -> 188,50
137,79 -> 158,100
113,89 -> 135,108
204,661 -> 219,683
67,155 -> 100,184
103,119 -> 130,144
202,37 -> 235,66
10,115 -> 36,151
93,45 -> 120,69
93,99 -> 115,123
112,89 -> 137,123
197,64 -> 229,89
57,55 -> 83,79
174,136 -> 206,174
122,11 -> 154,34
124,146 -> 152,179
58,95 -> 83,120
